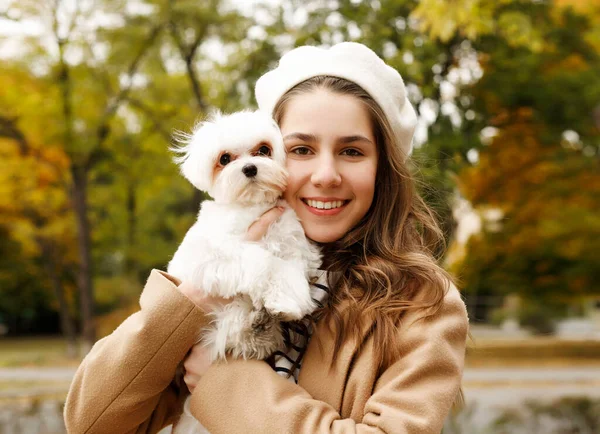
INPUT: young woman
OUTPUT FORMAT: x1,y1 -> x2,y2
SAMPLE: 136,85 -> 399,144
64,42 -> 469,434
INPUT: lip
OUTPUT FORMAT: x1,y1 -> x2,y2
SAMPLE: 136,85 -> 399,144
302,197 -> 348,201
301,198 -> 350,216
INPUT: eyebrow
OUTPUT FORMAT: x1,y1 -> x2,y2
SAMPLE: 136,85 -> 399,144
338,135 -> 374,145
283,132 -> 374,146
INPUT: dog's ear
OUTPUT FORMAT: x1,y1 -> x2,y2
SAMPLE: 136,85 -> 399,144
171,120 -> 220,192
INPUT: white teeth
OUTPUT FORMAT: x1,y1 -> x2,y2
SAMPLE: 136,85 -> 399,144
305,200 -> 345,210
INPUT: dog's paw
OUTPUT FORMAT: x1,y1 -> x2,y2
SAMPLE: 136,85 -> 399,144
264,286 -> 316,321
263,296 -> 303,321
264,261 -> 317,320
198,245 -> 273,297
193,260 -> 243,298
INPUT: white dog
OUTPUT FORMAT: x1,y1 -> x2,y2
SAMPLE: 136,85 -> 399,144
167,110 -> 322,433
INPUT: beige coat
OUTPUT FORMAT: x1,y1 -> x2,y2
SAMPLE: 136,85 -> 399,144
64,269 -> 468,434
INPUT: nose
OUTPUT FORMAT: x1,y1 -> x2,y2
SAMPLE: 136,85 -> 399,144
311,154 -> 341,187
242,164 -> 258,178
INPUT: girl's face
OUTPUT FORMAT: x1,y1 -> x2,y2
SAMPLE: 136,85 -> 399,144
280,89 -> 378,243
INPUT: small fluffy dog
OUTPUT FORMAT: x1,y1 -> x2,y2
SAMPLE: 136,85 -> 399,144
167,110 -> 322,433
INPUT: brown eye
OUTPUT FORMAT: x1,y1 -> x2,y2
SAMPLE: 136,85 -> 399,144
256,144 -> 271,157
341,148 -> 363,157
219,153 -> 231,166
291,146 -> 311,155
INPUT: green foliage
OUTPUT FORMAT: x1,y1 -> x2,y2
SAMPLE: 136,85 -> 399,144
0,227 -> 61,335
516,301 -> 565,335
453,1 -> 600,302
0,0 -> 278,336
1,0 -> 599,336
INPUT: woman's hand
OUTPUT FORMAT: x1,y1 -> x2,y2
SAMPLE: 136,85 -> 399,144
183,343 -> 213,394
177,282 -> 229,311
181,205 -> 285,393
245,205 -> 285,242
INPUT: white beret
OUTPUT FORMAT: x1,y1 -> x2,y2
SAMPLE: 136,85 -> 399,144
255,42 -> 417,158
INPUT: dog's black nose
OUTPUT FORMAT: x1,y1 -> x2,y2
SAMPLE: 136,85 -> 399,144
242,164 -> 257,178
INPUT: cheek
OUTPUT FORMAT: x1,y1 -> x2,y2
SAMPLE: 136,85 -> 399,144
283,160 -> 304,199
349,163 -> 377,204
361,171 -> 377,204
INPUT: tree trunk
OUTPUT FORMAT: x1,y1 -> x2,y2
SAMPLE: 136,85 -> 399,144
71,163 -> 95,353
39,237 -> 78,358
126,181 -> 137,275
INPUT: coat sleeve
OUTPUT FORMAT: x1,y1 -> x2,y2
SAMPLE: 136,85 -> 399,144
190,285 -> 468,434
64,270 -> 208,434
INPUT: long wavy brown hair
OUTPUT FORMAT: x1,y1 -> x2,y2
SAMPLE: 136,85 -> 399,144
273,76 -> 456,374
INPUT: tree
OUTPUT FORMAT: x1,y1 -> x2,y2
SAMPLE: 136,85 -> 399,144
1,0 -> 283,346
0,66 -> 78,351
453,1 -> 600,306
274,0 -> 490,252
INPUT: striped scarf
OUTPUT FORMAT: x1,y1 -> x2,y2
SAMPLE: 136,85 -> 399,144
271,271 -> 331,383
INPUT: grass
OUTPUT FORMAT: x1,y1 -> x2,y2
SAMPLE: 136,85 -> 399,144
0,336 -> 83,368
466,337 -> 600,367
0,380 -> 71,389
2,335 -> 600,369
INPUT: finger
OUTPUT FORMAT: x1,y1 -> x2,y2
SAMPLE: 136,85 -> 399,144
183,356 -> 194,372
183,372 -> 199,393
179,282 -> 230,311
178,281 -> 208,309
246,206 -> 284,242
184,345 -> 205,367
203,294 -> 231,309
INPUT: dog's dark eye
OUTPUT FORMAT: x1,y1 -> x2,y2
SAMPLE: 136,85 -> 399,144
219,153 -> 231,166
256,145 -> 271,157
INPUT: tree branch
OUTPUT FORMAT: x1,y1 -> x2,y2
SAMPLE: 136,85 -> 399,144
167,0 -> 209,112
87,23 -> 164,170
66,1 -> 80,39
50,0 -> 77,170
126,98 -> 175,142
103,23 -> 164,120
0,115 -> 28,155
0,115 -> 69,188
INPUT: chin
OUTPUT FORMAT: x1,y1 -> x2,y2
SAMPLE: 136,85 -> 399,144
304,227 -> 346,244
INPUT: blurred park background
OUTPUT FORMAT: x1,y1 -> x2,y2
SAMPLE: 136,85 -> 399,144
1,0 -> 599,432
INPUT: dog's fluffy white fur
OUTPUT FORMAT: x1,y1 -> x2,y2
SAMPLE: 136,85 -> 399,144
167,110 -> 321,433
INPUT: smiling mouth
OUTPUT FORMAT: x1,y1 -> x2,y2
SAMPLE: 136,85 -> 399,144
302,199 -> 349,210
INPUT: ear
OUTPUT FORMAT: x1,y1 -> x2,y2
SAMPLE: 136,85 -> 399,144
171,120 -> 219,192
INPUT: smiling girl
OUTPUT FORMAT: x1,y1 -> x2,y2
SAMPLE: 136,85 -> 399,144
279,86 -> 378,244
65,42 -> 469,434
